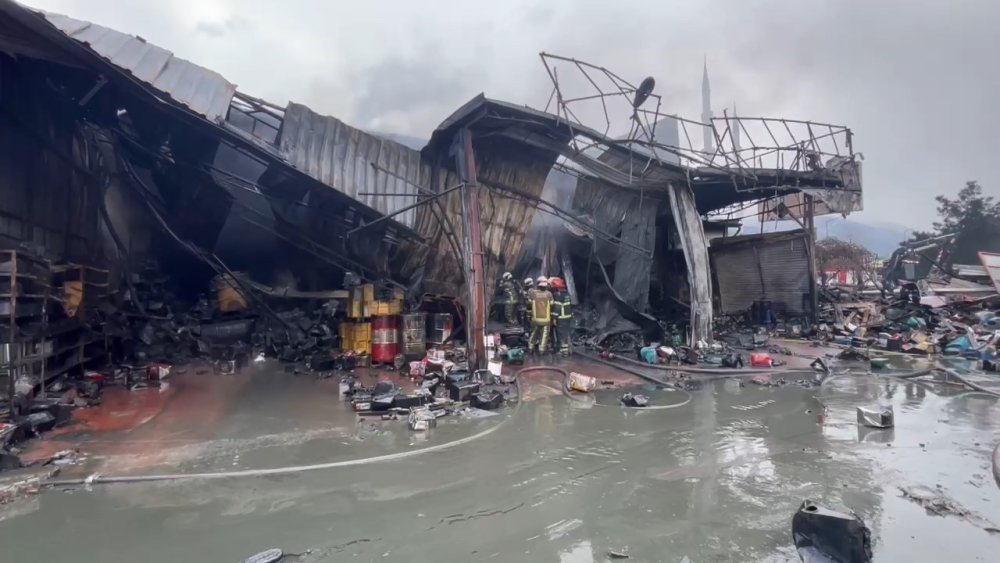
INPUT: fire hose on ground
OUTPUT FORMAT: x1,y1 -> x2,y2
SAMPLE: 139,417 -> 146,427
43,364 -> 692,488
45,371 -> 527,487
520,365 -> 691,410
581,350 -> 822,377
580,349 -> 1000,398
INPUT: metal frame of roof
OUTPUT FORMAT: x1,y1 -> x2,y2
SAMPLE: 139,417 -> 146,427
425,95 -> 858,215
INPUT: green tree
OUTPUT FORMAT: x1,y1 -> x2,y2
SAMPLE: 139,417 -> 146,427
923,181 -> 1000,263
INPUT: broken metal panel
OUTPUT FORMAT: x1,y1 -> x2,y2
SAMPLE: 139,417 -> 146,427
477,146 -> 561,266
758,187 -> 863,222
668,181 -> 713,344
225,94 -> 283,146
279,103 -> 424,229
36,11 -> 237,122
978,252 -> 1000,294
711,230 -> 812,316
569,177 -> 658,334
595,145 -> 685,188
614,195 -> 656,311
510,168 -> 581,277
573,177 -> 657,311
403,135 -> 555,306
573,178 -> 636,263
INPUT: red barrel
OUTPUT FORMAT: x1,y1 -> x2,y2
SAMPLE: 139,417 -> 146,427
371,316 -> 399,363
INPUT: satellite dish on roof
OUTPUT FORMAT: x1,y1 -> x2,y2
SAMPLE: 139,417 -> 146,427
632,77 -> 656,109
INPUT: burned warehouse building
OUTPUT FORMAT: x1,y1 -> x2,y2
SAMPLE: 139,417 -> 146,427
0,1 -> 866,416
8,2 -> 1000,562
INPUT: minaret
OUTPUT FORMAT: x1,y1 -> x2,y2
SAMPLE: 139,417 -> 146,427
732,103 -> 741,152
701,58 -> 714,155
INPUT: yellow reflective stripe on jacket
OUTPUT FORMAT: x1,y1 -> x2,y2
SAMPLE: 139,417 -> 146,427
532,290 -> 553,321
552,300 -> 572,319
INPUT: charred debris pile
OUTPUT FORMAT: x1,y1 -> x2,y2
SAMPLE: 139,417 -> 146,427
580,240 -> 999,376
807,238 -> 999,368
0,245 -> 477,468
102,263 -> 460,378
579,289 -> 996,393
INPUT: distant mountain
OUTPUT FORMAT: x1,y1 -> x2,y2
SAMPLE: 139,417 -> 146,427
741,216 -> 908,257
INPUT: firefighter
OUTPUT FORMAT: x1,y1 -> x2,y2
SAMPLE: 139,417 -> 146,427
527,276 -> 553,353
549,277 -> 572,356
520,277 -> 535,330
498,272 -> 518,326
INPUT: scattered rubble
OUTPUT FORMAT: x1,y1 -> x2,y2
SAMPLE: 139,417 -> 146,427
812,270 -> 998,363
898,485 -> 1000,534
342,367 -> 515,433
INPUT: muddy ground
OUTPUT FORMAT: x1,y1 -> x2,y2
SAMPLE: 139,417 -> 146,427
1,354 -> 998,562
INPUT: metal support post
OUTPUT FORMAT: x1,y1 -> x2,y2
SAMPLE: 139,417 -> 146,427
6,252 -> 16,418
804,194 -> 819,323
453,128 -> 487,371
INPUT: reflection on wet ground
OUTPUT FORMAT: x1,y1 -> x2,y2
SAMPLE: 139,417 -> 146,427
2,366 -> 999,562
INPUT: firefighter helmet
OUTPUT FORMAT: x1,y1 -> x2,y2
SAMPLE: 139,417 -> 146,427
523,277 -> 535,287
502,272 -> 513,281
537,278 -> 549,289
536,275 -> 548,285
549,277 -> 566,290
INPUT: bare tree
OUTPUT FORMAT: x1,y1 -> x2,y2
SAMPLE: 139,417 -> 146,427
816,238 -> 880,290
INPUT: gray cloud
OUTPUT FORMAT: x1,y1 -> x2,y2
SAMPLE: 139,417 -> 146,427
194,16 -> 249,38
350,56 -> 484,133
26,0 -> 1000,229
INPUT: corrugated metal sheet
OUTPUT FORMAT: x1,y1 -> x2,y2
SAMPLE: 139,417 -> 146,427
668,181 -> 713,343
711,231 -> 811,315
36,11 -> 236,122
279,103 -> 426,229
573,177 -> 656,310
954,263 -> 988,278
979,252 -> 1000,294
399,136 -> 555,303
474,144 -> 557,290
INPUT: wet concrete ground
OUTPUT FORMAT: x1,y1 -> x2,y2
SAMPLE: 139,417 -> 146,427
1,354 -> 999,562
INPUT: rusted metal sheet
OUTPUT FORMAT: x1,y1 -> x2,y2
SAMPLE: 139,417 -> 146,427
35,11 -> 236,122
279,103 -> 425,229
401,137 -> 554,305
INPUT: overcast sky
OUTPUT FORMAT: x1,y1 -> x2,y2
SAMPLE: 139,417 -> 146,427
29,0 -> 1000,229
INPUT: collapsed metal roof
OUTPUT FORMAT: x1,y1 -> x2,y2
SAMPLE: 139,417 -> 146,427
0,1 -> 426,241
38,11 -> 237,122
0,0 -> 862,332
280,103 -> 425,229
